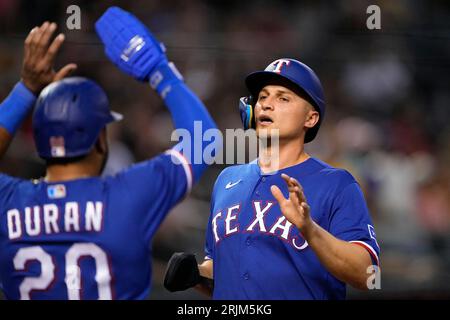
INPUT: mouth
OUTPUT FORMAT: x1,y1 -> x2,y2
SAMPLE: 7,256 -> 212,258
257,114 -> 274,126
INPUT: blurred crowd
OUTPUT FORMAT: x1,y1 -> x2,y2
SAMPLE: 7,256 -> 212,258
0,0 -> 449,299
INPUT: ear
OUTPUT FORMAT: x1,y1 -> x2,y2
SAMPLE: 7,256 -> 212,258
304,110 -> 320,129
94,128 -> 108,154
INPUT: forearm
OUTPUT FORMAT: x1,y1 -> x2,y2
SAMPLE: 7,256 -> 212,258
0,128 -> 12,158
152,63 -> 218,182
95,7 -> 218,181
0,82 -> 36,159
302,221 -> 374,290
162,78 -> 216,136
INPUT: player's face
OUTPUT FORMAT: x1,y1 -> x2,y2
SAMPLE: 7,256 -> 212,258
254,85 -> 319,142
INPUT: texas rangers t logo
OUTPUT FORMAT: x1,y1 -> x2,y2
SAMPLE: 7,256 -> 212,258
266,59 -> 291,74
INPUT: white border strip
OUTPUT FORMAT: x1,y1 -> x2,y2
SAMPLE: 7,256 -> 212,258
165,149 -> 193,196
350,240 -> 380,266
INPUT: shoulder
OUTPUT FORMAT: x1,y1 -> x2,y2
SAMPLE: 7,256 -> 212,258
215,162 -> 255,183
211,162 -> 256,195
0,174 -> 35,204
310,158 -> 358,187
106,154 -> 167,183
0,173 -> 29,188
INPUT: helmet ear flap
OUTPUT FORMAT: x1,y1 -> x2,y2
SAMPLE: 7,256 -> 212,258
239,95 -> 256,130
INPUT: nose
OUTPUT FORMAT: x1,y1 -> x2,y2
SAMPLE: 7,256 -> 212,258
260,98 -> 274,111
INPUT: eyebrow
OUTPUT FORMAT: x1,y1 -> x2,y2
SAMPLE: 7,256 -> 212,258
259,88 -> 294,96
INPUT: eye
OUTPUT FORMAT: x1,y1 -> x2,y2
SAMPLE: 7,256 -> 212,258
258,95 -> 267,101
280,96 -> 290,102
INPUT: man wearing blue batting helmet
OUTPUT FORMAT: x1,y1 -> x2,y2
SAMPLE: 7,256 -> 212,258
0,7 -> 217,300
165,58 -> 380,299
33,77 -> 123,161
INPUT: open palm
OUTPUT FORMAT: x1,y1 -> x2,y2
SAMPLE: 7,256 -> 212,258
21,22 -> 77,94
270,173 -> 312,231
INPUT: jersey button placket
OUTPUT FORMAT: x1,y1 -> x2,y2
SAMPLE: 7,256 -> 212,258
255,176 -> 267,196
239,175 -> 259,289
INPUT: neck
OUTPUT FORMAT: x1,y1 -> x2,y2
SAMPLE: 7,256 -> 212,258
45,158 -> 101,183
258,136 -> 310,174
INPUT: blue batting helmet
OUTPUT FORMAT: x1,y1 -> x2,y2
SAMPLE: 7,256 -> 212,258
32,77 -> 123,159
240,58 -> 325,143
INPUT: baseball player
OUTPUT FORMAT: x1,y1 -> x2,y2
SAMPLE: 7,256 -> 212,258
0,7 -> 216,299
164,59 -> 380,299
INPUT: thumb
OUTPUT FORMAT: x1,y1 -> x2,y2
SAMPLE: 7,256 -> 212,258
54,63 -> 77,81
271,185 -> 286,204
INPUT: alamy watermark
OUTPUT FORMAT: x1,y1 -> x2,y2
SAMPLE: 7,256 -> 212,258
366,265 -> 381,290
66,5 -> 81,30
65,4 -> 381,33
168,121 -> 280,170
366,5 -> 381,30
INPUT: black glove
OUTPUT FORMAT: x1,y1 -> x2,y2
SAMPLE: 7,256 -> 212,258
164,252 -> 203,292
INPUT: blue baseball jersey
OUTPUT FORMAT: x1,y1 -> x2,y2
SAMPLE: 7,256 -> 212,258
205,157 -> 380,300
0,149 -> 192,300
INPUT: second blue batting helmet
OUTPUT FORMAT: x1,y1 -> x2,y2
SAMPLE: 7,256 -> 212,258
32,77 -> 123,159
240,58 -> 325,143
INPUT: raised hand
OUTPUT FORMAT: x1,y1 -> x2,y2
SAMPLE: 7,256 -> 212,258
21,22 -> 77,94
95,7 -> 168,81
270,173 -> 313,232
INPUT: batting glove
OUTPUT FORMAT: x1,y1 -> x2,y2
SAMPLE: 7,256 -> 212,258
95,7 -> 168,82
164,252 -> 214,292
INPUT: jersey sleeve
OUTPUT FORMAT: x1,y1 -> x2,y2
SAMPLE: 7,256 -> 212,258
329,182 -> 380,266
0,174 -> 20,208
204,207 -> 215,261
112,147 -> 193,243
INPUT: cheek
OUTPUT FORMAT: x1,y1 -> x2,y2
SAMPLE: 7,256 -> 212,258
253,103 -> 261,117
278,107 -> 306,132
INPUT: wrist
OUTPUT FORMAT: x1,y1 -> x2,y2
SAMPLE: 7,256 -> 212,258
299,219 -> 319,241
149,61 -> 184,98
17,81 -> 38,98
20,79 -> 41,95
0,82 -> 36,135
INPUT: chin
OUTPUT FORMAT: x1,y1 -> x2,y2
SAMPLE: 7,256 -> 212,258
257,127 -> 280,140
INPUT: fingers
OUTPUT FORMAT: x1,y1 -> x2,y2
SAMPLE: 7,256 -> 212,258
21,22 -> 74,94
294,182 -> 307,205
25,26 -> 38,44
281,173 -> 307,202
39,23 -> 57,54
54,63 -> 77,81
43,33 -> 66,66
270,185 -> 286,204
281,173 -> 291,185
29,22 -> 50,61
280,173 -> 309,210
24,26 -> 38,61
301,202 -> 310,214
281,174 -> 300,205
281,173 -> 296,192
294,185 -> 310,216
288,186 -> 301,207
26,22 -> 59,67
281,173 -> 300,188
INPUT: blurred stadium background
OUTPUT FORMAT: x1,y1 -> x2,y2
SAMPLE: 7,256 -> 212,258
0,0 -> 449,299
